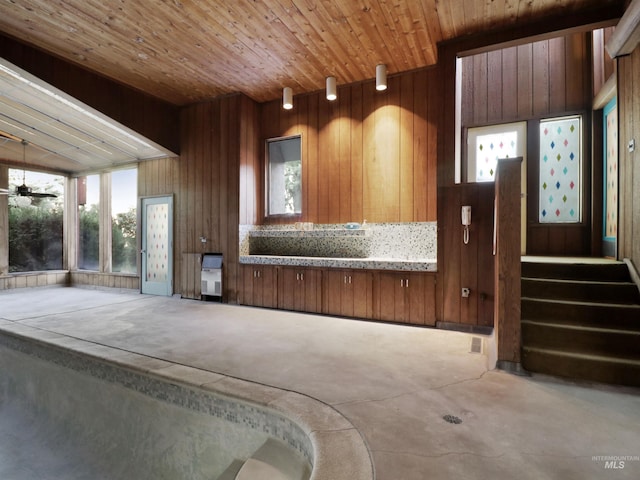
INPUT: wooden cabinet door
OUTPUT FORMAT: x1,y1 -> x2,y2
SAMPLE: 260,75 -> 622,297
374,272 -> 436,326
279,267 -> 321,313
323,269 -> 372,319
323,270 -> 345,316
350,270 -> 373,319
241,265 -> 278,308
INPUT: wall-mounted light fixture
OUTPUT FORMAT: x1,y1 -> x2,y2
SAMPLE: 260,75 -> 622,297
376,64 -> 387,91
326,76 -> 337,101
283,87 -> 293,110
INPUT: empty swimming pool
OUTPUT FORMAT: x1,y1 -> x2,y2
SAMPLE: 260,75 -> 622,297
0,329 -> 372,480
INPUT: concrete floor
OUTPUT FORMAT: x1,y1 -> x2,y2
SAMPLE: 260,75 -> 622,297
1,286 -> 639,479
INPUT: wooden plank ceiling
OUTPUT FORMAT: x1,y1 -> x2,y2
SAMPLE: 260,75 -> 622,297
0,0 -> 624,106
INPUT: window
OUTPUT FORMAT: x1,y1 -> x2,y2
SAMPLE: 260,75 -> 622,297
538,115 -> 582,223
78,174 -> 100,270
111,168 -> 137,273
267,135 -> 302,216
8,169 -> 64,272
467,122 -> 526,182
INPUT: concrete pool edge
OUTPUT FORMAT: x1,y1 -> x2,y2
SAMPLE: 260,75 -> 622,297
0,322 -> 375,480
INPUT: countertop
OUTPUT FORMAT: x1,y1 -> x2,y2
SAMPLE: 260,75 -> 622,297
239,255 -> 437,272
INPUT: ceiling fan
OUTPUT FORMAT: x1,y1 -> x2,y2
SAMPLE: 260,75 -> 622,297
0,138 -> 58,199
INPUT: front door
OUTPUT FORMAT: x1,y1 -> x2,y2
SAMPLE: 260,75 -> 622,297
603,97 -> 618,258
141,196 -> 173,296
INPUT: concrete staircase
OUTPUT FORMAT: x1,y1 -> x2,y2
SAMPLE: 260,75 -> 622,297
521,260 -> 640,387
217,438 -> 311,480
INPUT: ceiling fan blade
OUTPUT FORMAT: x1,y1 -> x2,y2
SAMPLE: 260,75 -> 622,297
29,192 -> 58,198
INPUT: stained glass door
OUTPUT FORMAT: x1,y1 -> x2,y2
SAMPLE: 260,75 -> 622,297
141,196 -> 173,296
603,98 -> 618,258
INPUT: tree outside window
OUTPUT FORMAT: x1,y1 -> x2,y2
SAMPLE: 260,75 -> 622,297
267,136 -> 302,216
8,169 -> 64,272
111,168 -> 137,273
78,174 -> 100,270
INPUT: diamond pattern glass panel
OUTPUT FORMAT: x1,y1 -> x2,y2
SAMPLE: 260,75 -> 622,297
145,203 -> 169,282
605,105 -> 618,238
539,116 -> 581,223
475,131 -> 518,182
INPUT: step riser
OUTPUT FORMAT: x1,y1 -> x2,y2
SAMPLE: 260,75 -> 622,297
522,279 -> 640,304
522,322 -> 640,358
522,300 -> 640,329
522,263 -> 631,282
522,349 -> 640,388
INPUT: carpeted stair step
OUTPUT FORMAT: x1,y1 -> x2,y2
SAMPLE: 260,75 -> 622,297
522,277 -> 640,304
522,347 -> 640,388
522,319 -> 640,359
522,297 -> 640,330
522,262 -> 631,282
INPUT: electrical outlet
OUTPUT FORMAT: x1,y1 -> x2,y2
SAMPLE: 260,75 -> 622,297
461,287 -> 470,298
629,139 -> 636,153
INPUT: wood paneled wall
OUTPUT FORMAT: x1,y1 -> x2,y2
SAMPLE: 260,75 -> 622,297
253,68 -> 440,224
593,27 -> 617,96
617,46 -> 640,268
460,33 -> 591,127
459,33 -> 593,257
438,183 -> 495,327
167,94 -> 258,302
0,34 -> 179,154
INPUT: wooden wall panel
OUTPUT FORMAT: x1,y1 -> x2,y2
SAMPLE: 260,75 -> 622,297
617,47 -> 640,267
437,183 -> 495,327
131,94 -> 257,302
461,32 -> 593,257
462,33 -> 591,126
593,27 -> 616,97
254,68 -> 439,224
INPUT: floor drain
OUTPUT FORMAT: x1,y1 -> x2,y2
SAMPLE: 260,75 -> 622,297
443,414 -> 462,424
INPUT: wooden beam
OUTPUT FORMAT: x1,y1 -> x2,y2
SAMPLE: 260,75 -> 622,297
593,73 -> 617,110
494,158 -> 523,366
606,0 -> 640,57
443,5 -> 622,58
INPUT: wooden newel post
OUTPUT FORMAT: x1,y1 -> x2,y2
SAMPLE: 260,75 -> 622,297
494,158 -> 522,368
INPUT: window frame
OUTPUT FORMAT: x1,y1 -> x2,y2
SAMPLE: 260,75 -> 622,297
265,134 -> 303,220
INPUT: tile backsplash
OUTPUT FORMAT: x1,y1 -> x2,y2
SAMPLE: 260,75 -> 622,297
240,222 -> 437,260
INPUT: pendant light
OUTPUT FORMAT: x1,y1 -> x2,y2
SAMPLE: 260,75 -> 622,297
283,87 -> 293,110
376,64 -> 387,91
326,76 -> 337,101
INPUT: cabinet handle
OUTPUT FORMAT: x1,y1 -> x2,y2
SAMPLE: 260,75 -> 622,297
400,279 -> 404,287
344,275 -> 347,284
349,275 -> 352,284
301,273 -> 304,281
296,273 -> 299,281
406,278 -> 409,288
